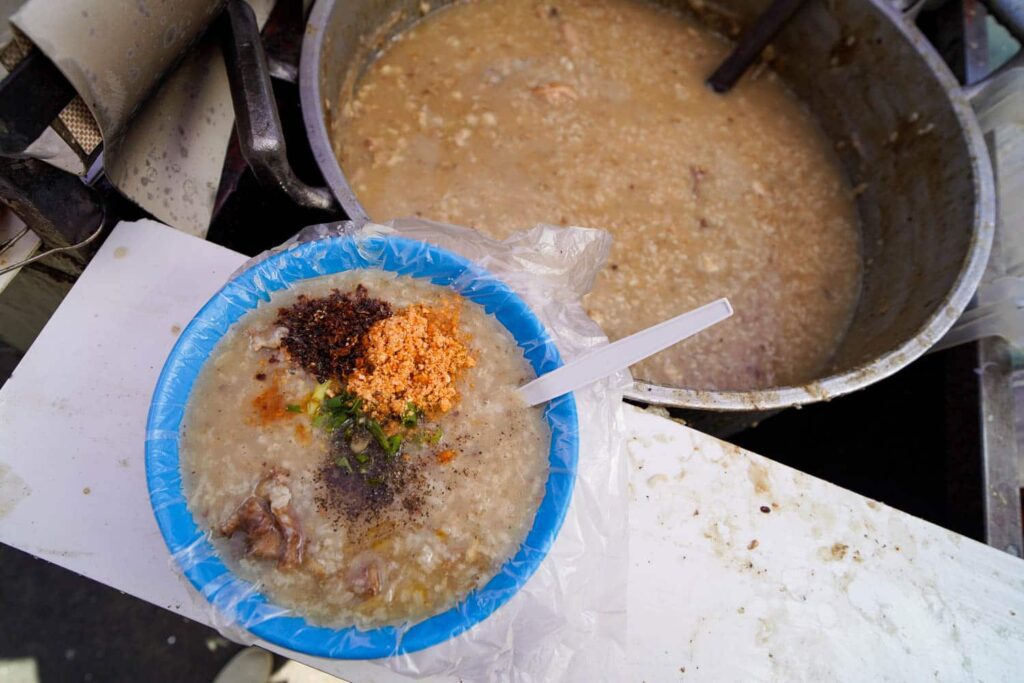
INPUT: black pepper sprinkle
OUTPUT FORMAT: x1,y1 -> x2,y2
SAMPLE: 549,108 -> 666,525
254,373 -> 266,381
760,505 -> 771,514
312,425 -> 459,529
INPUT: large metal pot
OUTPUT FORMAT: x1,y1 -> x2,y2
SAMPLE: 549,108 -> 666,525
298,0 -> 996,418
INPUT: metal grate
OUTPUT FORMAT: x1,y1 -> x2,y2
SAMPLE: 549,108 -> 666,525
55,98 -> 102,155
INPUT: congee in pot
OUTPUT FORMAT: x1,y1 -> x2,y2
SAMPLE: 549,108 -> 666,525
181,270 -> 549,628
334,0 -> 863,390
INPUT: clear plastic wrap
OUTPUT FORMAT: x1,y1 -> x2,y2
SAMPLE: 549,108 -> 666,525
145,219 -> 629,680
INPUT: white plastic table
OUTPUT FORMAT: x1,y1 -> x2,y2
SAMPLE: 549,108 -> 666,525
1,220 -> 1023,681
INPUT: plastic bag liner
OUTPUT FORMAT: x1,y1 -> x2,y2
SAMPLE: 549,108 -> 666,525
145,218 -> 629,680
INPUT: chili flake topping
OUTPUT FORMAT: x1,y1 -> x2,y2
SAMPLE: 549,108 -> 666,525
275,285 -> 392,382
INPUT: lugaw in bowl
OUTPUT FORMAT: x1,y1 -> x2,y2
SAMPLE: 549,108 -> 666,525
145,235 -> 579,658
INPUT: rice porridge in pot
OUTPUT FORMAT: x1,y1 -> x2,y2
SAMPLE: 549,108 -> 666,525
181,270 -> 550,628
334,0 -> 863,391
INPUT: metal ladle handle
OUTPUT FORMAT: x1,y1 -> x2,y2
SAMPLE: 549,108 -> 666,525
706,0 -> 808,93
221,0 -> 341,215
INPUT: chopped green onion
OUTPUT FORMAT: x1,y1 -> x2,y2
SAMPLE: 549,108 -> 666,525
401,402 -> 423,428
322,395 -> 343,409
367,419 -> 385,440
311,381 -> 331,403
312,389 -> 407,461
369,425 -> 402,456
286,404 -> 303,413
334,455 -> 353,474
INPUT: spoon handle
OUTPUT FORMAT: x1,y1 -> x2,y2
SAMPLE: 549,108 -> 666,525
517,298 -> 734,407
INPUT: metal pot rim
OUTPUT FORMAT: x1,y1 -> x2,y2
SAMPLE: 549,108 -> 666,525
298,0 -> 996,413
299,1 -> 369,227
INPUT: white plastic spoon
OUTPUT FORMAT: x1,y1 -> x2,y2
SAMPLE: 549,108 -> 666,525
517,298 -> 734,406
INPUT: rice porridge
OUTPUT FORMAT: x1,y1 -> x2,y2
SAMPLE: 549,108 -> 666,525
181,270 -> 550,628
334,0 -> 863,390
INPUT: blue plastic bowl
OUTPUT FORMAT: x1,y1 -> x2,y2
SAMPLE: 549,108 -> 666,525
145,235 -> 579,658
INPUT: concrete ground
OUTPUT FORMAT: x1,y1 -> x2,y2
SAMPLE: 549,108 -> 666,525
0,544 -> 244,682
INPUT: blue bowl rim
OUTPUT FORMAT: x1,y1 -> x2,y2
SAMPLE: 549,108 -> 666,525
144,234 -> 580,659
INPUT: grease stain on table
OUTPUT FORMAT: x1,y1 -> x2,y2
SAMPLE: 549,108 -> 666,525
0,463 -> 31,520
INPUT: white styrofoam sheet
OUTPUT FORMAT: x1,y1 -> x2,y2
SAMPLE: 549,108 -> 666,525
1,220 -> 1023,681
